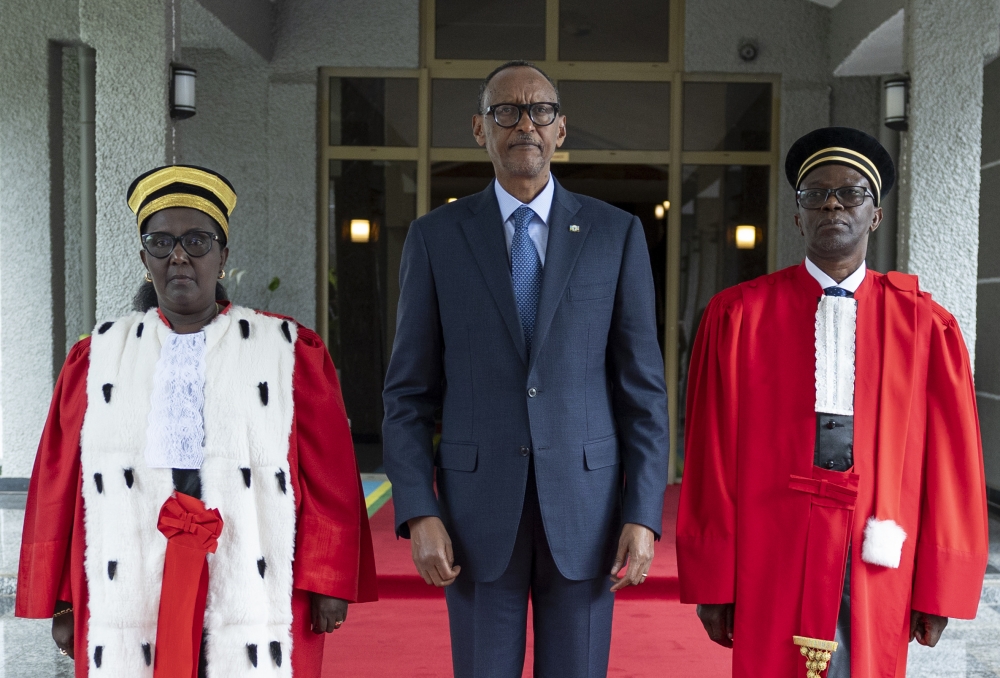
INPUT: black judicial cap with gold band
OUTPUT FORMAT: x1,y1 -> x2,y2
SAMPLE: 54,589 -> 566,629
126,165 -> 237,238
785,127 -> 895,206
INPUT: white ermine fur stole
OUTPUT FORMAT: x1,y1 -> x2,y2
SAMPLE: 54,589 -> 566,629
80,307 -> 298,677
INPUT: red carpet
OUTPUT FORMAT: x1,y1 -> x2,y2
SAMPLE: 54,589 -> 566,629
324,486 -> 731,676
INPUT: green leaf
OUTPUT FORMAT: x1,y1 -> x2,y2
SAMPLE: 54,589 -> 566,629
267,277 -> 281,292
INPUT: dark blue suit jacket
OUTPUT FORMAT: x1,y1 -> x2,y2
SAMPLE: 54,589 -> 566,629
383,179 -> 669,582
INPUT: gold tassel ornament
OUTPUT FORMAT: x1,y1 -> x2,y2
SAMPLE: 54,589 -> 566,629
793,636 -> 838,678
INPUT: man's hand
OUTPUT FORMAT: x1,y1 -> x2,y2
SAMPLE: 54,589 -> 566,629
51,601 -> 74,658
609,523 -> 655,592
697,603 -> 735,648
408,515 -> 461,587
310,593 -> 349,634
910,610 -> 948,647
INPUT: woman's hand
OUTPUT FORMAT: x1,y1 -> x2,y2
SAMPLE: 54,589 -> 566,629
310,593 -> 349,634
52,601 -> 74,658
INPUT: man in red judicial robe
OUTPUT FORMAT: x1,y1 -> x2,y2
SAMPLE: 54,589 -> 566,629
16,165 -> 377,678
677,127 -> 989,678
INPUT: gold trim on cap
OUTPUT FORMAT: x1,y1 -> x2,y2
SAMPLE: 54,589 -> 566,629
136,194 -> 229,237
797,147 -> 881,189
128,166 -> 237,214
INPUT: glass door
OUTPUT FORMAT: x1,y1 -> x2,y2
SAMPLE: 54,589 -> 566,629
319,1 -> 781,479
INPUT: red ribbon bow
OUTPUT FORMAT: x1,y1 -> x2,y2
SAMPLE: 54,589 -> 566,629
153,492 -> 224,678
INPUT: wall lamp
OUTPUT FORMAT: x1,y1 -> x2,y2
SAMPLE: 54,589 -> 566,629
170,64 -> 197,120
735,224 -> 757,249
884,77 -> 909,132
350,219 -> 372,243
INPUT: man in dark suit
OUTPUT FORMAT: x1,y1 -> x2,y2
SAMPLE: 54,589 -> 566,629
383,61 -> 669,677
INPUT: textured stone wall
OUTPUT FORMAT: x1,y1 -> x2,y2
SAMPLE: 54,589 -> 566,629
830,75 -> 899,273
685,0 -> 831,270
0,0 -> 173,474
0,0 -> 79,476
897,0 -> 1000,367
176,0 -> 420,327
62,49 -> 84,356
80,0 -> 172,321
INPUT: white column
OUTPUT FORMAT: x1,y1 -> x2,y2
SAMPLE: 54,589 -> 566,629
896,0 -> 1000,366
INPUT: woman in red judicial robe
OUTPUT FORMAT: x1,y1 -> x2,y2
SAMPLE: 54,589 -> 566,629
16,165 -> 377,678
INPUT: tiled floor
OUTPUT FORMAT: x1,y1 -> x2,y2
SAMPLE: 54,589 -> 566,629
1,512 -> 998,677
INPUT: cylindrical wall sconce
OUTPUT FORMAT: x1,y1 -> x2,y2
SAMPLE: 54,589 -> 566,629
884,77 -> 909,132
170,64 -> 197,120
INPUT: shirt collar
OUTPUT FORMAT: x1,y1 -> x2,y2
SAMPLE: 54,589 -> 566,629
805,258 -> 867,294
494,174 -> 555,225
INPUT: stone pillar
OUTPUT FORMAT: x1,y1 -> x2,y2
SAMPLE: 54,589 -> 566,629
0,1 -> 79,477
80,0 -> 174,320
896,0 -> 1000,366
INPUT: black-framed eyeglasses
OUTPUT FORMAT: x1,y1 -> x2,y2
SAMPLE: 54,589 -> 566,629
484,102 -> 560,128
141,230 -> 220,258
796,186 -> 874,210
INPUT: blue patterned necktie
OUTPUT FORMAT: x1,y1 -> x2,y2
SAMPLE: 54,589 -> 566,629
823,286 -> 853,298
510,205 -> 542,353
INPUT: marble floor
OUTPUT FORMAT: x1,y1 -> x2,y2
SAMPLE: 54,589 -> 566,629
0,511 -> 997,677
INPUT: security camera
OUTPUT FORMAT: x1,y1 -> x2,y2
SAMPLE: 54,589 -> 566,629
739,41 -> 759,62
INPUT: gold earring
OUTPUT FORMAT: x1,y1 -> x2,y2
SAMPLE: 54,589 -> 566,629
144,271 -> 153,283
219,270 -> 226,280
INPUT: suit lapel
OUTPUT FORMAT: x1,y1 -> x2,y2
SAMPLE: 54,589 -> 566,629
460,183 -> 528,365
529,181 -> 585,372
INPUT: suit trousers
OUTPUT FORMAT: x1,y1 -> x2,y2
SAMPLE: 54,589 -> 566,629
828,551 -> 852,678
445,459 -> 616,678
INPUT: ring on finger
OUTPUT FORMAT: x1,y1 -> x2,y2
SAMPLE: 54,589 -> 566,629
333,620 -> 344,629
59,649 -> 68,656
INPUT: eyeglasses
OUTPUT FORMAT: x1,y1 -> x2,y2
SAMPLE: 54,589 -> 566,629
796,186 -> 874,210
141,230 -> 220,258
484,102 -> 560,128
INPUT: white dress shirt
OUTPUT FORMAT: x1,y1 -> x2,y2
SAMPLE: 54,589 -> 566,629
805,257 -> 866,294
495,175 -> 554,266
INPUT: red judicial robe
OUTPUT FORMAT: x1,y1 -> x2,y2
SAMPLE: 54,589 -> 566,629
16,306 -> 377,678
677,263 -> 988,677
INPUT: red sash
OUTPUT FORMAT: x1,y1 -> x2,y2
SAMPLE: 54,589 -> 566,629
153,492 -> 224,678
789,468 -> 860,644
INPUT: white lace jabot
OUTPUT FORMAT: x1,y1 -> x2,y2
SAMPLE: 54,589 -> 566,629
814,296 -> 857,415
144,331 -> 207,469
806,259 -> 861,415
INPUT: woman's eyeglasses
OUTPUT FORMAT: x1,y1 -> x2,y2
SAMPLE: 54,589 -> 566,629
141,230 -> 220,258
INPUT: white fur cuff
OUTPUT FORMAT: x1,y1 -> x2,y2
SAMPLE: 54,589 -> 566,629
861,517 -> 907,568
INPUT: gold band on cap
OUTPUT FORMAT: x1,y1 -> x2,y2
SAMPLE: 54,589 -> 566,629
796,146 -> 882,204
128,166 -> 237,215
137,194 -> 229,237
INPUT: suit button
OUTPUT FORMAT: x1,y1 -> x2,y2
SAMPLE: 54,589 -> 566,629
520,446 -> 530,457
825,460 -> 836,469
527,387 -> 537,397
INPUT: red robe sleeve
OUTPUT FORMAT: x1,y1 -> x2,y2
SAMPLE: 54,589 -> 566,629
290,327 -> 377,603
676,290 -> 743,604
910,304 -> 989,619
16,338 -> 90,618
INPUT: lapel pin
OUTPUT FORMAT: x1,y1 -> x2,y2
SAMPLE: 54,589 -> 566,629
569,224 -> 580,232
